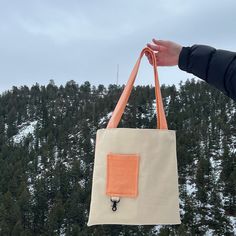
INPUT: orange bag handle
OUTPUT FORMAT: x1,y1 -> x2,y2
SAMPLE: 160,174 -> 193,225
107,47 -> 168,129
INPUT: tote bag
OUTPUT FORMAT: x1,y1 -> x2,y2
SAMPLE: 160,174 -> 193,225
87,47 -> 180,226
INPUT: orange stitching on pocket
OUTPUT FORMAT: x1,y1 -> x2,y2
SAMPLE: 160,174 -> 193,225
106,153 -> 139,198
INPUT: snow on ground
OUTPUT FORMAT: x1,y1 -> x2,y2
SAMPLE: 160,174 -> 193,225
35,155 -> 45,180
78,179 -> 85,188
80,159 -> 86,171
185,176 -> 197,196
90,138 -> 94,145
210,157 -> 222,182
152,100 -> 157,113
179,196 -> 185,215
153,225 -> 162,234
230,135 -> 236,153
13,121 -> 38,143
27,175 -> 34,195
186,180 -> 197,196
99,111 -> 112,125
204,229 -> 214,236
229,216 -> 236,235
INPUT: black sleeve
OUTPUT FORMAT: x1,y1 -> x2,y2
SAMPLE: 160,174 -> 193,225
178,45 -> 236,101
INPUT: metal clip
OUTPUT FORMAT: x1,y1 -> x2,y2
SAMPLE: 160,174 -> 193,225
110,197 -> 120,212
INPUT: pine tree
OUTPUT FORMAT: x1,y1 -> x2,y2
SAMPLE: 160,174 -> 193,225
0,191 -> 21,234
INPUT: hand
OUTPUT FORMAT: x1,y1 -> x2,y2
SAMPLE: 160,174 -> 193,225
146,39 -> 182,66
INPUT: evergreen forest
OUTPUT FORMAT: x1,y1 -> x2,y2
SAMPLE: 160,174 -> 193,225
0,79 -> 235,235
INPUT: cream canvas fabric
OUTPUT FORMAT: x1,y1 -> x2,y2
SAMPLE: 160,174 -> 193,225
87,47 -> 181,226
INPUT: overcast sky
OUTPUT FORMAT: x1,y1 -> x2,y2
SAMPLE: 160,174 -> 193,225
1,0 -> 236,93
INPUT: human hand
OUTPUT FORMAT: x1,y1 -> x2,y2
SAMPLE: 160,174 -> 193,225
146,39 -> 182,66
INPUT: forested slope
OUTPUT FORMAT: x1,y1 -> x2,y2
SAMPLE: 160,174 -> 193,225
0,79 -> 235,235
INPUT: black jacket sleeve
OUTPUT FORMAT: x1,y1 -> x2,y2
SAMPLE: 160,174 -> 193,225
178,45 -> 236,101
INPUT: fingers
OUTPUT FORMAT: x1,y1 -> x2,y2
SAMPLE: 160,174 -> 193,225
152,38 -> 171,47
145,52 -> 160,66
147,43 -> 166,52
145,52 -> 153,65
145,51 -> 166,66
147,43 -> 159,51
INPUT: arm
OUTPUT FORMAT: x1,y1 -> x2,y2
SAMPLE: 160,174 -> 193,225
179,45 -> 236,100
146,39 -> 236,101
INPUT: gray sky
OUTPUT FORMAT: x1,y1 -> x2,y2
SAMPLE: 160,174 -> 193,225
1,0 -> 236,93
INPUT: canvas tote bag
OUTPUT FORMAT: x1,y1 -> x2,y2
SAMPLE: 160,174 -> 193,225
87,47 -> 180,226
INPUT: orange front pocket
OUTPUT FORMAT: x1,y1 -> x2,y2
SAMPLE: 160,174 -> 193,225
106,153 -> 140,198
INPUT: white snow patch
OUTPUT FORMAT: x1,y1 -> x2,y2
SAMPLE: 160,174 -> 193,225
62,159 -> 71,169
186,179 -> 197,196
204,229 -> 214,236
141,113 -> 146,119
165,96 -> 171,106
152,100 -> 156,110
152,225 -> 162,234
90,138 -> 94,145
210,157 -> 222,182
59,225 -> 66,236
78,179 -> 85,188
179,197 -> 185,215
27,177 -> 34,195
229,216 -> 236,234
13,121 -> 38,143
68,134 -> 74,139
36,155 -> 44,179
80,159 -> 86,171
53,146 -> 60,166
230,135 -> 236,153
99,112 -> 112,125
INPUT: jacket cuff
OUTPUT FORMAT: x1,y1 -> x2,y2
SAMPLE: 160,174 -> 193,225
178,47 -> 191,72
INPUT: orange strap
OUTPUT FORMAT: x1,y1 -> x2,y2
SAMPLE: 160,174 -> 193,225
107,47 -> 168,129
